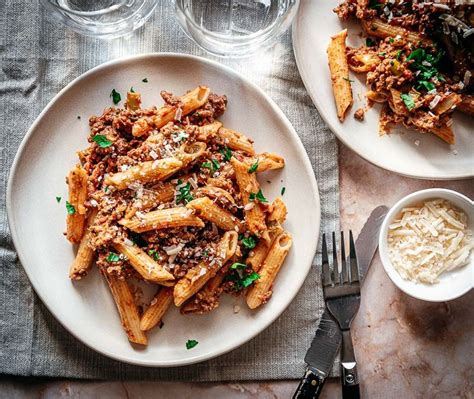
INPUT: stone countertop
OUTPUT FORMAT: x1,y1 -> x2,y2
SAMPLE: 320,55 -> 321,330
1,142 -> 473,398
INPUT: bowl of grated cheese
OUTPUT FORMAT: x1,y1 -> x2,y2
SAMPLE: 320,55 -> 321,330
379,189 -> 473,302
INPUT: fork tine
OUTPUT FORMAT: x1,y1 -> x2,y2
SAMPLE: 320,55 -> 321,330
340,231 -> 348,284
332,231 -> 338,286
321,233 -> 331,286
349,230 -> 359,283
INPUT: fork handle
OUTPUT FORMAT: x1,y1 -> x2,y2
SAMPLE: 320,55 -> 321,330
341,330 -> 360,399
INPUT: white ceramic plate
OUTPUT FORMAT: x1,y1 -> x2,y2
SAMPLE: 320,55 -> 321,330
379,189 -> 473,302
7,53 -> 320,366
293,0 -> 474,180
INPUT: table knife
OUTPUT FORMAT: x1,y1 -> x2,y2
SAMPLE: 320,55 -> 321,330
294,205 -> 388,399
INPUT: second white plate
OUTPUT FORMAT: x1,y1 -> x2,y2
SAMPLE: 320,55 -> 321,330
293,0 -> 474,180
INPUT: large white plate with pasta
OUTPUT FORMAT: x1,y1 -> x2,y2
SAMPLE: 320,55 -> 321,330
293,0 -> 474,180
7,53 -> 320,366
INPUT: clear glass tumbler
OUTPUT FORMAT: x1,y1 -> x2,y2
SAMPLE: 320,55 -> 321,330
174,0 -> 300,57
40,0 -> 158,39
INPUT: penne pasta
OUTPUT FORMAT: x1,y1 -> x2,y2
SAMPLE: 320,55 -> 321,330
231,157 -> 268,241
218,127 -> 255,155
433,93 -> 462,116
104,157 -> 183,190
196,121 -> 223,141
114,242 -> 175,285
248,153 -> 285,173
195,186 -> 236,205
69,209 -> 98,280
132,86 -> 210,137
327,29 -> 353,122
66,164 -> 88,243
98,263 -> 147,345
140,287 -> 174,331
177,142 -> 207,167
361,18 -> 427,44
246,231 -> 293,309
180,270 -> 226,314
126,91 -> 141,111
119,207 -> 205,233
458,95 -> 474,116
173,231 -> 238,307
430,124 -> 455,145
186,196 -> 239,231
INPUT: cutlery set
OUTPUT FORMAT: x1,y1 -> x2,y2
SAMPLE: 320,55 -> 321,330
294,206 -> 388,398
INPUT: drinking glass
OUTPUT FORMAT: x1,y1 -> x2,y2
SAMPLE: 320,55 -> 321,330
174,0 -> 300,57
40,0 -> 158,39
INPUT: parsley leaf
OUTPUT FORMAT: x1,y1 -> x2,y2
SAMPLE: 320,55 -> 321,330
93,134 -> 113,148
225,270 -> 261,290
176,182 -> 193,204
110,89 -> 121,105
230,262 -> 247,270
65,201 -> 75,215
400,93 -> 415,111
202,249 -> 208,258
342,77 -> 354,83
148,249 -> 160,261
130,87 -> 135,93
248,161 -> 259,173
186,339 -> 198,349
201,161 -> 212,170
378,52 -> 386,57
281,187 -> 286,195
106,253 -> 120,262
142,78 -> 148,83
241,236 -> 257,250
240,272 -> 260,288
212,159 -> 220,171
396,50 -> 403,60
417,80 -> 435,92
249,189 -> 268,203
366,38 -> 376,47
219,146 -> 232,162
56,196 -> 61,203
202,159 -> 220,173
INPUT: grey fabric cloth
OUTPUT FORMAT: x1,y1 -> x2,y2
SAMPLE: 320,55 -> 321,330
0,0 -> 339,381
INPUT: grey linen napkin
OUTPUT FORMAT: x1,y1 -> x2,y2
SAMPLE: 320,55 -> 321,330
0,0 -> 339,380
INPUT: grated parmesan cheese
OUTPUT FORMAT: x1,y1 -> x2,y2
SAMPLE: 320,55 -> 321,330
388,199 -> 472,284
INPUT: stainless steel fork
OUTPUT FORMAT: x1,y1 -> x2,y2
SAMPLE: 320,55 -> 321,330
322,231 -> 361,399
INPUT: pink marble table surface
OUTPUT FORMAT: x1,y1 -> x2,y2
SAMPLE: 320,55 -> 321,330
1,143 -> 473,398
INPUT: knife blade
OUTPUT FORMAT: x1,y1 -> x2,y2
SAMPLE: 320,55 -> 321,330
355,205 -> 389,283
294,205 -> 388,399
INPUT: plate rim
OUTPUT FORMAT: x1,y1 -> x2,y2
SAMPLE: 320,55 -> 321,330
292,0 -> 474,181
6,52 -> 321,367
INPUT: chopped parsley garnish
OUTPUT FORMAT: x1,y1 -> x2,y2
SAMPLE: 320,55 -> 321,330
186,339 -> 198,349
418,80 -> 435,92
130,87 -> 135,93
406,47 -> 444,92
212,159 -> 220,171
281,187 -> 286,195
219,146 -> 232,162
106,253 -> 120,262
248,161 -> 259,173
225,270 -> 261,290
249,189 -> 268,203
202,249 -> 208,258
378,52 -> 386,57
104,186 -> 109,193
65,201 -> 75,215
389,38 -> 394,43
148,249 -> 160,261
201,161 -> 212,170
230,262 -> 247,270
396,50 -> 403,60
93,134 -> 113,148
240,272 -> 261,288
366,38 -> 376,47
176,182 -> 193,204
342,77 -> 354,83
56,196 -> 61,203
110,89 -> 121,105
241,235 -> 257,250
142,78 -> 148,83
202,159 -> 220,173
400,93 -> 416,111
368,0 -> 382,8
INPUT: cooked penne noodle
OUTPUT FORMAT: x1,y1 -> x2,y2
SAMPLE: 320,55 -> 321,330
218,127 -> 255,155
69,209 -> 98,280
430,123 -> 455,145
246,232 -> 292,309
231,157 -> 268,240
114,242 -> 175,285
177,142 -> 207,167
173,231 -> 238,307
98,263 -> 147,345
458,95 -> 474,116
195,186 -> 236,205
186,196 -> 239,231
361,18 -> 427,44
125,183 -> 176,218
180,270 -> 226,314
196,121 -> 223,141
248,153 -> 285,173
132,86 -> 210,137
140,287 -> 174,331
327,29 -> 353,122
66,164 -> 88,243
433,93 -> 462,115
119,207 -> 205,233
267,197 -> 287,225
104,157 -> 183,190
126,91 -> 141,111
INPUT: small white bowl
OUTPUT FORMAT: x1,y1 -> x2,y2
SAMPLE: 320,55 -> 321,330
379,188 -> 474,302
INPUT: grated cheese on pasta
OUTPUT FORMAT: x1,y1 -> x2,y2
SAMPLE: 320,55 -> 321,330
388,199 -> 472,284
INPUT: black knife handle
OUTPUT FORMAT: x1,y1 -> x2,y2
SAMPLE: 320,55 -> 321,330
293,367 -> 326,399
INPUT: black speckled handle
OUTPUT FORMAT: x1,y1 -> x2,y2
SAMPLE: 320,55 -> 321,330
293,367 -> 326,399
